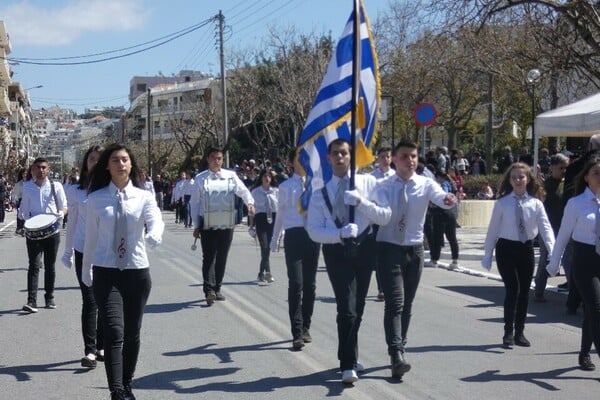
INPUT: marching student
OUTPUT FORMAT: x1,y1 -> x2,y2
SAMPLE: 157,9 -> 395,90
548,155 -> 600,371
190,146 -> 255,305
249,169 -> 279,283
371,146 -> 395,301
61,145 -> 105,369
374,140 -> 457,379
270,149 -> 321,350
20,157 -> 67,313
306,138 -> 391,384
482,162 -> 554,349
81,144 -> 164,400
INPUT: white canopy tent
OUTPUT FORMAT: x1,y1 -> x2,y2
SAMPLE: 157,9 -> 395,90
533,92 -> 600,170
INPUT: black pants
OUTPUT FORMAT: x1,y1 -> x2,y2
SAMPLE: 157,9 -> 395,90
430,208 -> 459,261
284,227 -> 320,340
75,250 -> 103,356
572,241 -> 600,358
200,228 -> 234,294
183,195 -> 192,227
322,234 -> 375,370
93,267 -> 151,393
175,199 -> 182,222
255,212 -> 275,274
377,242 -> 424,354
495,238 -> 534,334
25,233 -> 60,304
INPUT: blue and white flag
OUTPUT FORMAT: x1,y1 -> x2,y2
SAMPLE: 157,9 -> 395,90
297,0 -> 380,211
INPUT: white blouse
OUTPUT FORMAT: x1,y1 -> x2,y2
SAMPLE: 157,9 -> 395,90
251,185 -> 278,215
82,181 -> 164,278
548,187 -> 599,275
482,192 -> 555,269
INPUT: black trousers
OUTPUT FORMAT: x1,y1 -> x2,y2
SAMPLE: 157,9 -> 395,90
255,212 -> 276,274
572,241 -> 600,358
200,228 -> 234,294
377,242 -> 424,354
322,234 -> 375,370
25,233 -> 60,304
495,238 -> 534,333
284,227 -> 320,340
430,208 -> 459,261
75,250 -> 103,356
93,267 -> 151,393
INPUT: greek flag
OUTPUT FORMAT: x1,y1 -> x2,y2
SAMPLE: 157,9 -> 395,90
297,0 -> 380,211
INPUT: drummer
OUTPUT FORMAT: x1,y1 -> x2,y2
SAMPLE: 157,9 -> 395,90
190,146 -> 255,305
20,157 -> 68,313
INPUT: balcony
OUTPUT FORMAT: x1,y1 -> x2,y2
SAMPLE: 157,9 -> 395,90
0,22 -> 12,54
0,87 -> 10,114
0,49 -> 9,83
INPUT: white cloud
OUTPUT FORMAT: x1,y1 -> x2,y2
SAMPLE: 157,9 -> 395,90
1,0 -> 150,46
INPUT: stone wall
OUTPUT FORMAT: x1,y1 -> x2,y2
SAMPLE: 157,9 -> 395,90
457,200 -> 494,227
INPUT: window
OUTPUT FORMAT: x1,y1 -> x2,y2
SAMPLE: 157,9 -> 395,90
136,83 -> 147,92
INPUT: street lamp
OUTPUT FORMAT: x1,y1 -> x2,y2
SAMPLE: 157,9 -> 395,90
25,85 -> 43,90
527,68 -> 541,157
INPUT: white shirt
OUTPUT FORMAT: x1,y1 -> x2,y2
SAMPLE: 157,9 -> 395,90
82,181 -> 164,271
548,187 -> 598,275
371,167 -> 395,180
182,178 -> 195,197
172,179 -> 184,202
483,192 -> 555,268
64,186 -> 88,253
306,173 -> 391,244
375,173 -> 453,246
251,186 -> 278,214
21,179 -> 67,219
190,168 -> 254,229
270,174 -> 306,246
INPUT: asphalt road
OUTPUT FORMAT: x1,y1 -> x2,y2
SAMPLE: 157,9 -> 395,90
1,210 -> 598,400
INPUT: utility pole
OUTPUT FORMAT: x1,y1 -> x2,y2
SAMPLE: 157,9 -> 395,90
218,10 -> 230,167
147,88 -> 153,176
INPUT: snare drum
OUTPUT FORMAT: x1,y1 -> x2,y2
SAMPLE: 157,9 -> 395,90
24,214 -> 60,240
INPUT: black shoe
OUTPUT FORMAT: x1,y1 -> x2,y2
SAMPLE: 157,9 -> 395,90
302,328 -> 312,343
45,298 -> 56,309
292,338 -> 305,350
22,302 -> 38,313
215,292 -> 226,301
80,354 -> 97,368
557,281 -> 569,291
376,291 -> 385,301
206,291 -> 216,306
579,354 -> 596,371
514,332 -> 531,347
391,351 -> 411,378
111,389 -> 128,400
502,333 -> 514,349
124,384 -> 136,400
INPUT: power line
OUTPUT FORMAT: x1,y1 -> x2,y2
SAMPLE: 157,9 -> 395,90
4,19 -> 214,66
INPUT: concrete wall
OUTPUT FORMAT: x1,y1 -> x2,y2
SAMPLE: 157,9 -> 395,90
457,200 -> 495,227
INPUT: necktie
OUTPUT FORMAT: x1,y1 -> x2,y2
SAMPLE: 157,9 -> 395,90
595,198 -> 600,255
334,177 -> 348,225
516,195 -> 528,243
266,189 -> 273,224
397,181 -> 408,243
114,191 -> 128,269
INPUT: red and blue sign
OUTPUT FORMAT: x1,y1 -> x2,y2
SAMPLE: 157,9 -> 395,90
413,102 -> 438,127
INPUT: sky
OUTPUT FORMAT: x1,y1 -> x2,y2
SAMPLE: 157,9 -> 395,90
0,0 -> 392,114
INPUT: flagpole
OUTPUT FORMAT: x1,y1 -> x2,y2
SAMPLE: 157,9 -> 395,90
349,0 -> 361,224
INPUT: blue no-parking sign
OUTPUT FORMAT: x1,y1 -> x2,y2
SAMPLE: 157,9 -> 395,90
413,102 -> 438,126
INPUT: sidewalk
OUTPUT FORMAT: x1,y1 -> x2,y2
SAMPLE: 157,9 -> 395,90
434,225 -> 569,296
